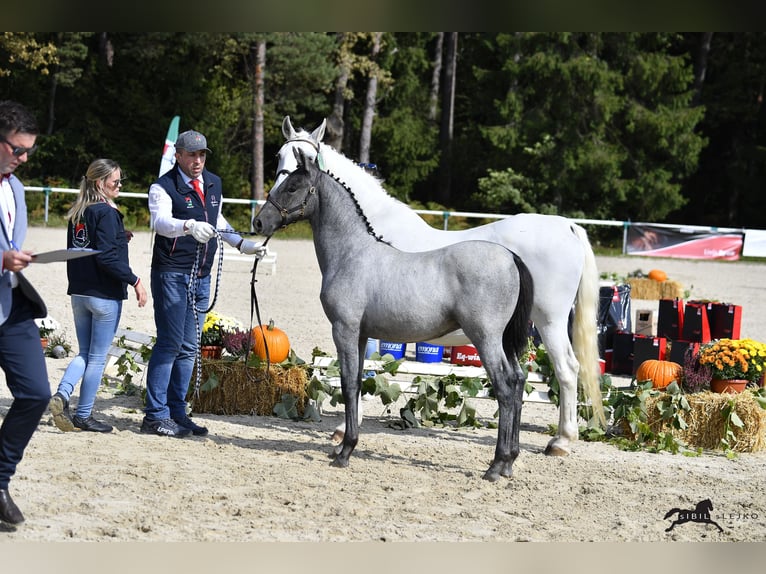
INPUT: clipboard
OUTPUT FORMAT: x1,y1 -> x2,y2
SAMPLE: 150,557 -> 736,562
31,248 -> 100,264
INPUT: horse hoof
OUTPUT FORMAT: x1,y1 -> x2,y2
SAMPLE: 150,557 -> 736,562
330,457 -> 349,469
329,443 -> 342,458
544,439 -> 571,457
482,470 -> 503,482
482,462 -> 514,481
330,429 -> 344,444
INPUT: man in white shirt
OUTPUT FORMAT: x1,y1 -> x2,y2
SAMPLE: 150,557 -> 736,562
143,129 -> 266,438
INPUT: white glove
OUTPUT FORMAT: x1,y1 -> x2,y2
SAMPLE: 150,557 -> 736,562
185,219 -> 216,243
238,239 -> 269,258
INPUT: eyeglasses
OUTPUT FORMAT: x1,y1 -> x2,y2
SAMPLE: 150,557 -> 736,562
108,178 -> 126,188
0,135 -> 37,158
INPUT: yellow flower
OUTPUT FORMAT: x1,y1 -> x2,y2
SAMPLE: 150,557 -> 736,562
699,338 -> 766,383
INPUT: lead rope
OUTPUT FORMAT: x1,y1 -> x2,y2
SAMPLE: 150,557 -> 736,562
246,235 -> 272,381
190,233 -> 225,400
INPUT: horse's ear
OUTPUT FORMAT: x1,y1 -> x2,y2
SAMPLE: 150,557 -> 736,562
293,146 -> 312,170
310,118 -> 326,143
282,116 -> 297,140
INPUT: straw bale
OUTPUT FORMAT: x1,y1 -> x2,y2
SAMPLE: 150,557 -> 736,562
190,360 -> 309,416
643,390 -> 766,452
626,278 -> 684,300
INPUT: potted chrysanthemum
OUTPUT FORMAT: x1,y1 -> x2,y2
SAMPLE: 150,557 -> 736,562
697,338 -> 766,393
200,311 -> 243,359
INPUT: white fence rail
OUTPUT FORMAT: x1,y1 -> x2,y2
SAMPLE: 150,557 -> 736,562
25,186 -> 755,255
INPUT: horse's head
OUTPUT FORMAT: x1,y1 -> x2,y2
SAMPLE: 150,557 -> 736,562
254,148 -> 320,236
272,116 -> 326,192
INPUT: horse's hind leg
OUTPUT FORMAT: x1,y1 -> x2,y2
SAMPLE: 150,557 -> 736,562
665,521 -> 678,532
483,358 -> 525,481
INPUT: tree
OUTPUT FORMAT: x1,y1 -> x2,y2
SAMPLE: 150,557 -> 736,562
368,33 -> 440,202
252,40 -> 266,200
44,32 -> 92,134
428,32 -> 443,122
680,32 -> 766,227
326,33 -> 351,151
358,33 -> 384,165
0,32 -> 57,78
467,32 -> 706,222
436,32 -> 457,205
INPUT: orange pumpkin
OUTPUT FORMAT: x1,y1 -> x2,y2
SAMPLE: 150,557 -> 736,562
648,269 -> 667,282
252,319 -> 290,362
635,359 -> 682,389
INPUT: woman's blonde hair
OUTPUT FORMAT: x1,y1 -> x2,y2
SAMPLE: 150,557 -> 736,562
67,158 -> 121,223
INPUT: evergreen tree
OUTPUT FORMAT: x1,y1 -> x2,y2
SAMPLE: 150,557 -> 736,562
467,32 -> 706,222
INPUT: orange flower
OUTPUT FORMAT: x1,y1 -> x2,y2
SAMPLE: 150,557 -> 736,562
699,338 -> 766,383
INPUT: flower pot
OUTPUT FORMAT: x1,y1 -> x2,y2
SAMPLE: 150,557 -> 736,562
40,337 -> 48,350
710,378 -> 748,394
200,345 -> 223,360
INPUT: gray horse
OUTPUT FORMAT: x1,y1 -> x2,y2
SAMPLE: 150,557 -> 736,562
254,149 -> 534,481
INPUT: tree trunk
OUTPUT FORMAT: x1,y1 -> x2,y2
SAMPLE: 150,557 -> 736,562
358,32 -> 382,165
429,32 -> 444,122
252,40 -> 266,201
326,33 -> 349,151
692,32 -> 714,107
437,32 -> 458,204
46,74 -> 57,135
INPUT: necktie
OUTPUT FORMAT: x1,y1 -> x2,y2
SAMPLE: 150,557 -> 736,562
191,179 -> 204,203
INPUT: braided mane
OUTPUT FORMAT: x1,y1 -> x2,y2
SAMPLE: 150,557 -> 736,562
323,168 -> 391,246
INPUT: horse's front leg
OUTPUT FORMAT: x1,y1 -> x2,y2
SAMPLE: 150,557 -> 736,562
330,342 -> 366,467
330,394 -> 363,451
483,361 -> 525,481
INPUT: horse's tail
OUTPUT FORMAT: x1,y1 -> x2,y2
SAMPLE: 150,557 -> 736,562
570,223 -> 607,428
505,253 -> 535,360
663,508 -> 681,519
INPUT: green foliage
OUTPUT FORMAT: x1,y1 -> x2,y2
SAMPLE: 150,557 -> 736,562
599,380 -> 698,455
45,331 -> 72,358
468,32 -> 705,222
719,397 -> 745,458
105,334 -> 154,397
4,32 -> 766,231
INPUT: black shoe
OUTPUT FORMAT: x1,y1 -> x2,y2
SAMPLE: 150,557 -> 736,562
173,416 -> 209,437
140,417 -> 191,438
0,489 -> 24,525
49,392 -> 75,432
73,415 -> 113,433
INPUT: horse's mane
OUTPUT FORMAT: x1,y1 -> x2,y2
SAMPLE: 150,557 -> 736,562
291,128 -> 413,218
320,167 -> 391,246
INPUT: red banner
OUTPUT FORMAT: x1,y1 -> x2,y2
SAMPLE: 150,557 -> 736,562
627,224 -> 743,260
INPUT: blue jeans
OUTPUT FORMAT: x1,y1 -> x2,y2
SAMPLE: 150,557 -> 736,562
145,271 -> 210,421
56,295 -> 122,418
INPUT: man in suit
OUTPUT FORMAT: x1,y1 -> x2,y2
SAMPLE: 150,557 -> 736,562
0,100 -> 50,526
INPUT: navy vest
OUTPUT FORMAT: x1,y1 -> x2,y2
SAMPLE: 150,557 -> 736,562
151,165 -> 222,276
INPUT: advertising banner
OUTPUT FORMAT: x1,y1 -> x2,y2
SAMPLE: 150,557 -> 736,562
626,224 -> 743,260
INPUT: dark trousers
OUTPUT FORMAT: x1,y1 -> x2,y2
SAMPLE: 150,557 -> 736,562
0,289 -> 50,490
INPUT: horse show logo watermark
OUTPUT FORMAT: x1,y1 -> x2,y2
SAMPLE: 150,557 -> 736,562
663,499 -> 759,533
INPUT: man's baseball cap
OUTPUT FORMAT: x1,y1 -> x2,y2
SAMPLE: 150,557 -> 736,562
175,130 -> 211,153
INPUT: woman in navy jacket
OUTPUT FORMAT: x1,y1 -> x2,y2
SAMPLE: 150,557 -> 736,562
49,159 -> 147,433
